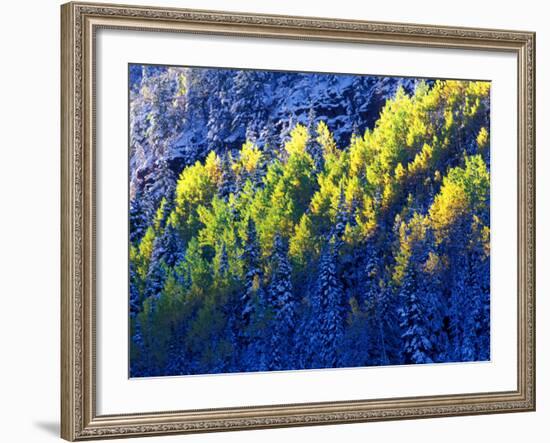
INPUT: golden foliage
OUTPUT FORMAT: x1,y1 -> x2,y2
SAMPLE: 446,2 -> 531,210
232,141 -> 263,176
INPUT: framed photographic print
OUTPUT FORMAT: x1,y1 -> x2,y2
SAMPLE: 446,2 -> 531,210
61,1 -> 536,440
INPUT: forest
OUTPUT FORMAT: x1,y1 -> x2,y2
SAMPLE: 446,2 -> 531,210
129,65 -> 490,377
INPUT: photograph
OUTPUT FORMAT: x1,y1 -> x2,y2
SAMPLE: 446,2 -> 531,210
128,65 -> 491,377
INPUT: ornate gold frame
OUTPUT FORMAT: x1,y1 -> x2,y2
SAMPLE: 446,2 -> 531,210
61,2 -> 536,440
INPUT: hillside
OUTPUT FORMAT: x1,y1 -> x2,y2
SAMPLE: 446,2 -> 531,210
128,65 -> 491,377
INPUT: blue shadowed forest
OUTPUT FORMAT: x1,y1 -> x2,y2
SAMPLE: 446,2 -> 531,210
129,64 -> 490,377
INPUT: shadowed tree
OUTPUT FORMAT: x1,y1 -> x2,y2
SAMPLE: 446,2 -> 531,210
266,234 -> 296,370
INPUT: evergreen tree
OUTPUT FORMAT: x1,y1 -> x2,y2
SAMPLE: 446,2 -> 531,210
306,108 -> 324,172
143,256 -> 167,301
129,188 -> 152,244
397,233 -> 434,364
314,236 -> 346,368
267,234 -> 296,370
235,217 -> 266,370
218,154 -> 237,200
129,261 -> 142,315
361,243 -> 393,365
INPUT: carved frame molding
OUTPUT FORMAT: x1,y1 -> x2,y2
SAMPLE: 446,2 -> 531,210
61,2 -> 535,440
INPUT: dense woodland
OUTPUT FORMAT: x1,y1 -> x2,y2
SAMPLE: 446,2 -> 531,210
129,66 -> 490,377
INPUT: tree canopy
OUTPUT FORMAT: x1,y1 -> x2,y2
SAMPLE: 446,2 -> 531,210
129,72 -> 491,377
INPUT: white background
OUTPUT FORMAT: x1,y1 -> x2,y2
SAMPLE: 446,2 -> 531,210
97,29 -> 517,414
0,0 -> 546,442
